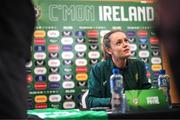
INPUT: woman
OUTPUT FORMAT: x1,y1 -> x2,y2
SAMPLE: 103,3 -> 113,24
87,30 -> 151,108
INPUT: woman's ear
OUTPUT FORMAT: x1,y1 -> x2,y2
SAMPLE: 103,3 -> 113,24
106,47 -> 112,55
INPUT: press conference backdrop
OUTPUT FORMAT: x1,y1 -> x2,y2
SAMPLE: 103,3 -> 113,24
26,0 -> 162,109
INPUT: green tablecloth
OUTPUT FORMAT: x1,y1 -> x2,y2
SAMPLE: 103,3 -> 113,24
28,108 -> 108,120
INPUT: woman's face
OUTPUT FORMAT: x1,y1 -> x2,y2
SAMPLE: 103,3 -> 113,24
107,32 -> 131,59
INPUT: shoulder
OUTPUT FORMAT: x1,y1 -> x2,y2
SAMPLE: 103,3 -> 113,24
91,59 -> 111,72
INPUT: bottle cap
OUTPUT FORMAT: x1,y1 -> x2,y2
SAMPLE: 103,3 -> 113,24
159,69 -> 166,75
112,68 -> 120,74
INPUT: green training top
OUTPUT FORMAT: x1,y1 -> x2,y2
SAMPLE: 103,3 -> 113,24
87,58 -> 149,108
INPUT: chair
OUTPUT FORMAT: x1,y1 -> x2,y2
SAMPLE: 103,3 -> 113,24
81,90 -> 89,109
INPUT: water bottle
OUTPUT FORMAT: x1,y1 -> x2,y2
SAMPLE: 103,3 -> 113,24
110,68 -> 126,113
158,69 -> 171,108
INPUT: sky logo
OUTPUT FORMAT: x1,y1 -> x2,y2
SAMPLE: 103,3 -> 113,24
47,30 -> 60,38
75,44 -> 87,52
48,74 -> 61,82
34,52 -> 46,60
75,59 -> 87,66
48,59 -> 60,67
62,81 -> 75,89
63,101 -> 75,109
88,51 -> 100,59
61,52 -> 74,59
34,67 -> 47,75
49,95 -> 61,102
61,37 -> 73,45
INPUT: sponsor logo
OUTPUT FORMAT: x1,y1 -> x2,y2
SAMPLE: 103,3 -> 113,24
88,51 -> 100,59
63,74 -> 73,80
130,44 -> 137,51
49,39 -> 58,43
100,30 -> 110,37
49,95 -> 61,102
151,57 -> 162,64
76,73 -> 88,81
35,60 -> 45,66
61,52 -> 74,59
130,51 -> 136,56
88,38 -> 98,43
35,75 -> 46,82
128,38 -> 136,43
63,101 -> 75,109
76,67 -> 88,73
76,38 -> 85,43
76,52 -> 86,58
49,67 -> 59,73
152,50 -> 160,56
61,37 -> 73,45
77,81 -> 87,87
151,65 -> 162,71
150,37 -> 159,44
34,38 -> 46,45
47,30 -> 60,38
64,95 -> 74,100
151,45 -> 160,49
49,53 -> 59,59
65,89 -> 75,94
34,67 -> 47,75
89,44 -> 99,50
139,38 -> 147,44
26,74 -> 33,84
62,81 -> 75,89
34,82 -> 47,90
145,64 -> 150,71
75,59 -> 87,66
137,30 -> 148,37
126,31 -> 136,37
63,60 -> 73,66
63,68 -> 72,72
35,103 -> 47,109
48,74 -> 61,82
139,50 -> 150,58
34,5 -> 41,20
35,95 -> 47,103
48,45 -> 60,52
153,71 -> 159,77
48,59 -> 60,67
146,71 -> 151,78
34,45 -> 46,52
62,31 -> 72,36
75,31 -> 85,37
139,44 -> 148,50
34,52 -> 46,60
140,58 -> 149,63
87,30 -> 98,38
34,30 -> 46,38
48,82 -> 60,89
90,59 -> 99,64
62,45 -> 73,51
26,61 -> 32,68
75,44 -> 87,52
